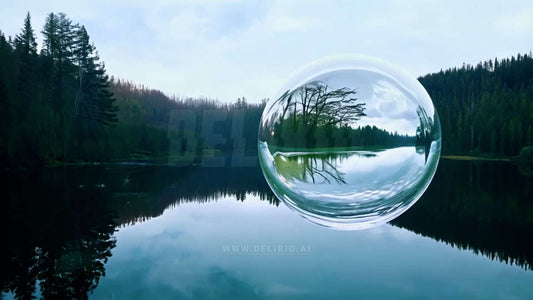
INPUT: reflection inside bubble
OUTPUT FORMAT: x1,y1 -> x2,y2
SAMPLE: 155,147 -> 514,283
258,56 -> 441,230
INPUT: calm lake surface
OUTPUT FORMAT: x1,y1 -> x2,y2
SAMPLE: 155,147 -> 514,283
2,159 -> 533,299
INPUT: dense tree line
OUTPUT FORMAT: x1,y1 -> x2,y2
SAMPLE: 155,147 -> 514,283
1,12 -> 532,167
269,120 -> 415,150
108,50 -> 533,161
419,53 -> 533,157
109,80 -> 264,164
0,12 -> 118,166
0,12 -> 265,166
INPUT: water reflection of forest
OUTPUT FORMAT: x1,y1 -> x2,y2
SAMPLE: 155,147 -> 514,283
273,152 -> 377,185
2,160 -> 532,297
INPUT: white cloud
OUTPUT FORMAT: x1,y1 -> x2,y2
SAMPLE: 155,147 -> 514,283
1,0 -> 531,103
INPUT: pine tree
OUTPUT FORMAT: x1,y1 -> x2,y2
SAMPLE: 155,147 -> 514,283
14,12 -> 37,57
12,12 -> 41,162
41,13 -> 59,58
14,12 -> 38,104
72,25 -> 117,134
42,13 -> 76,108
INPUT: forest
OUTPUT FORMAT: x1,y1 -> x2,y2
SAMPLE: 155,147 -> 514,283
419,52 -> 533,158
0,12 -> 532,167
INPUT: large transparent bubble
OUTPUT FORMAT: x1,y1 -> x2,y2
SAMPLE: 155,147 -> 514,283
258,55 -> 441,230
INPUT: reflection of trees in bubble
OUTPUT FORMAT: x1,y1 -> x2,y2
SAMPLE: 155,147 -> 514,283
416,106 -> 434,162
283,81 -> 366,128
267,81 -> 418,150
271,81 -> 367,148
274,152 -> 376,185
297,154 -> 348,184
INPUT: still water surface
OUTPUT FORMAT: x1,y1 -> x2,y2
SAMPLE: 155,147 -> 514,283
2,160 -> 532,299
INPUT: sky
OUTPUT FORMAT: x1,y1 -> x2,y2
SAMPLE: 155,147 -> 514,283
1,0 -> 532,103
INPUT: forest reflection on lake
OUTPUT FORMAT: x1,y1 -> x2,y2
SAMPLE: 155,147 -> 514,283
1,159 -> 532,299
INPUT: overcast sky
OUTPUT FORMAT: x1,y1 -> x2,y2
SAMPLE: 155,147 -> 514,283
1,0 -> 532,103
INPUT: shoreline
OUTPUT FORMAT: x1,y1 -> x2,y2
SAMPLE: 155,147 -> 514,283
440,155 -> 511,162
6,153 -> 529,169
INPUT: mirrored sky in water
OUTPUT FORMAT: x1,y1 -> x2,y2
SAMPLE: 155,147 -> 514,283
90,194 -> 533,300
1,160 -> 532,299
273,147 -> 425,201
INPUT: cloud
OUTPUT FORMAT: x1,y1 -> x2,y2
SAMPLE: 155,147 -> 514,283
1,0 -> 531,103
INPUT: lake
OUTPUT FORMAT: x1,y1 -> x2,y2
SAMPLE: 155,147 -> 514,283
2,159 -> 533,299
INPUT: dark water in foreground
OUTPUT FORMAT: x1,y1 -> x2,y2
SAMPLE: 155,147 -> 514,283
2,160 -> 533,299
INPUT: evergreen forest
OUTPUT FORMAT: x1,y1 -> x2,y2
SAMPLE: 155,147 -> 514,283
1,12 -> 532,167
